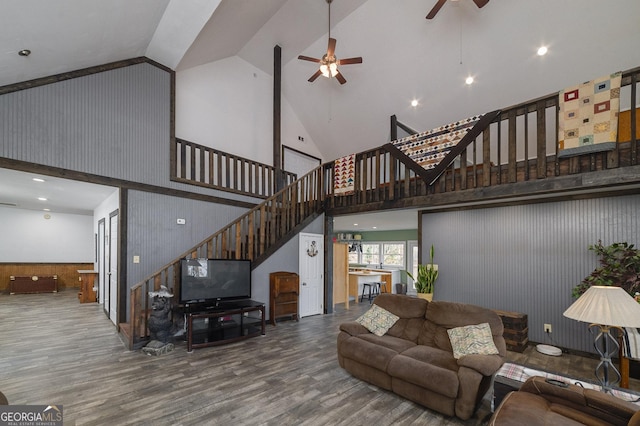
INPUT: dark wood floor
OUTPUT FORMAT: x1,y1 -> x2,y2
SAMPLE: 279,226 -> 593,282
1,290 -> 636,425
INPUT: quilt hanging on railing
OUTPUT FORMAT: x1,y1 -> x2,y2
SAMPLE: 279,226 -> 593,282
334,153 -> 355,195
558,71 -> 622,158
391,114 -> 483,171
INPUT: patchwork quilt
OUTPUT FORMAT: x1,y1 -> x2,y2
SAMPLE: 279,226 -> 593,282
334,153 -> 355,195
558,71 -> 622,158
391,115 -> 483,171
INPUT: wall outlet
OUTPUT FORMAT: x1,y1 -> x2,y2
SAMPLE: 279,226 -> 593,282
544,323 -> 552,333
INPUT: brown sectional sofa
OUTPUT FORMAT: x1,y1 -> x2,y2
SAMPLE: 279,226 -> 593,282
490,376 -> 640,425
337,293 -> 506,420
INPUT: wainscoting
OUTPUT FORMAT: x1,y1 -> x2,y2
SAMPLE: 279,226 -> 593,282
0,263 -> 93,292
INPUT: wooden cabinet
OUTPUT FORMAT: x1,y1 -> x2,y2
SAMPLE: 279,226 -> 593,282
333,243 -> 349,308
269,271 -> 299,326
9,275 -> 58,294
77,270 -> 98,303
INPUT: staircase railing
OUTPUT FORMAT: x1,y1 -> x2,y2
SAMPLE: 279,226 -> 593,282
125,165 -> 326,349
172,138 -> 298,198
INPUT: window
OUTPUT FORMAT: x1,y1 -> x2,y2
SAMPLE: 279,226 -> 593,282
347,241 -> 406,268
383,243 -> 404,267
347,245 -> 359,264
361,243 -> 380,265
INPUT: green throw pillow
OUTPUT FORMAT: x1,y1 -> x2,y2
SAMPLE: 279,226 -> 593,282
356,304 -> 399,336
447,322 -> 499,359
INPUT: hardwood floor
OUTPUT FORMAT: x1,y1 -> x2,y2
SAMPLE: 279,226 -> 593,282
1,290 -> 636,425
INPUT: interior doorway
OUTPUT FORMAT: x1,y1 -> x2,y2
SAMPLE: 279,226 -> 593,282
298,232 -> 324,317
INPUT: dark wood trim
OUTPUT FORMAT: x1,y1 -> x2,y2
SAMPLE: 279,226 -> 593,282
0,157 -> 257,210
391,115 -> 398,141
0,57 -> 171,96
324,215 -> 334,314
273,45 -> 283,191
417,211 -> 423,267
396,119 -> 419,136
117,191 -> 127,327
383,143 -> 432,182
169,60 -> 177,180
326,164 -> 640,216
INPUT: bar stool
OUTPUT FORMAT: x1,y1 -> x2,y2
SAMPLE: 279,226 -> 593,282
360,282 -> 381,303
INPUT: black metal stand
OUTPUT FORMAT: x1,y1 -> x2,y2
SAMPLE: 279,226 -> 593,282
589,324 -> 623,392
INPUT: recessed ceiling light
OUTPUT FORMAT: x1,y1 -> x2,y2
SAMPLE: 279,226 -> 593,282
18,49 -> 31,57
43,208 -> 50,212
465,76 -> 474,85
411,99 -> 419,107
38,197 -> 47,201
537,46 -> 548,56
33,178 -> 45,182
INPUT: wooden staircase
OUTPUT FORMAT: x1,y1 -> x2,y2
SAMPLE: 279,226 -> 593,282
122,166 -> 326,349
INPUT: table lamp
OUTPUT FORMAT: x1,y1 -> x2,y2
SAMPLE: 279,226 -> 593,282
563,285 -> 640,391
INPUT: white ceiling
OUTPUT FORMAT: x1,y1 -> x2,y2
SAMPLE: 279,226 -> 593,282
0,169 -> 116,215
2,0 -> 639,227
332,209 -> 420,232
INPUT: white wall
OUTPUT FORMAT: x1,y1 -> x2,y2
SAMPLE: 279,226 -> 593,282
0,206 -> 94,262
175,55 -> 323,165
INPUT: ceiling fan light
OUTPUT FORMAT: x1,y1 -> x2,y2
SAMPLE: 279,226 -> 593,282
320,64 -> 330,78
329,62 -> 338,77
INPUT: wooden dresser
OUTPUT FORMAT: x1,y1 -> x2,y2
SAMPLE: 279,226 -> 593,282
269,271 -> 299,326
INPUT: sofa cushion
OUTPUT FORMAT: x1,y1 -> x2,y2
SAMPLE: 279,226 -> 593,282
374,294 -> 428,343
339,335 -> 399,371
419,300 -> 506,356
356,304 -> 399,336
357,333 -> 417,354
447,322 -> 499,359
388,346 -> 459,398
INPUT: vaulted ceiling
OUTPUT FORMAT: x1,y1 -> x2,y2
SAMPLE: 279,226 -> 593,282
2,0 -> 639,224
3,0 -> 639,161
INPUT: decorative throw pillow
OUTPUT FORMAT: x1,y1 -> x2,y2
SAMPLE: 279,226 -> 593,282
356,304 -> 399,336
447,322 -> 499,359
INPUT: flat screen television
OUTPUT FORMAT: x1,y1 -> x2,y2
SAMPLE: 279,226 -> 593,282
180,258 -> 251,305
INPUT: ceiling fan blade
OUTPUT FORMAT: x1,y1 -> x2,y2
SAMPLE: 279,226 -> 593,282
335,70 -> 347,85
327,38 -> 337,57
308,69 -> 323,83
426,0 -> 447,19
298,55 -> 321,63
338,57 -> 363,65
472,0 -> 489,8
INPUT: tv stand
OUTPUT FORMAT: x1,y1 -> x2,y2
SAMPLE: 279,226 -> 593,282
184,300 -> 265,352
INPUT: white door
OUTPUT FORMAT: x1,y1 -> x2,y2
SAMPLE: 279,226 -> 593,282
108,212 -> 118,325
299,233 -> 324,317
98,219 -> 105,306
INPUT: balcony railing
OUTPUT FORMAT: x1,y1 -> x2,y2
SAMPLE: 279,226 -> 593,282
172,138 -> 298,198
326,66 -> 640,211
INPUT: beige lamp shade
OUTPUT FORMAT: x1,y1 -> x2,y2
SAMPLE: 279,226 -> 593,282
563,286 -> 640,328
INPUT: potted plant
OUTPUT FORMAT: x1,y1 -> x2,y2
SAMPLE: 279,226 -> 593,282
572,240 -> 640,299
407,244 -> 439,301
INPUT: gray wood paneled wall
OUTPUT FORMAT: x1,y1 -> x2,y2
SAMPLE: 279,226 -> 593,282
421,194 -> 640,354
1,61 -> 260,323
